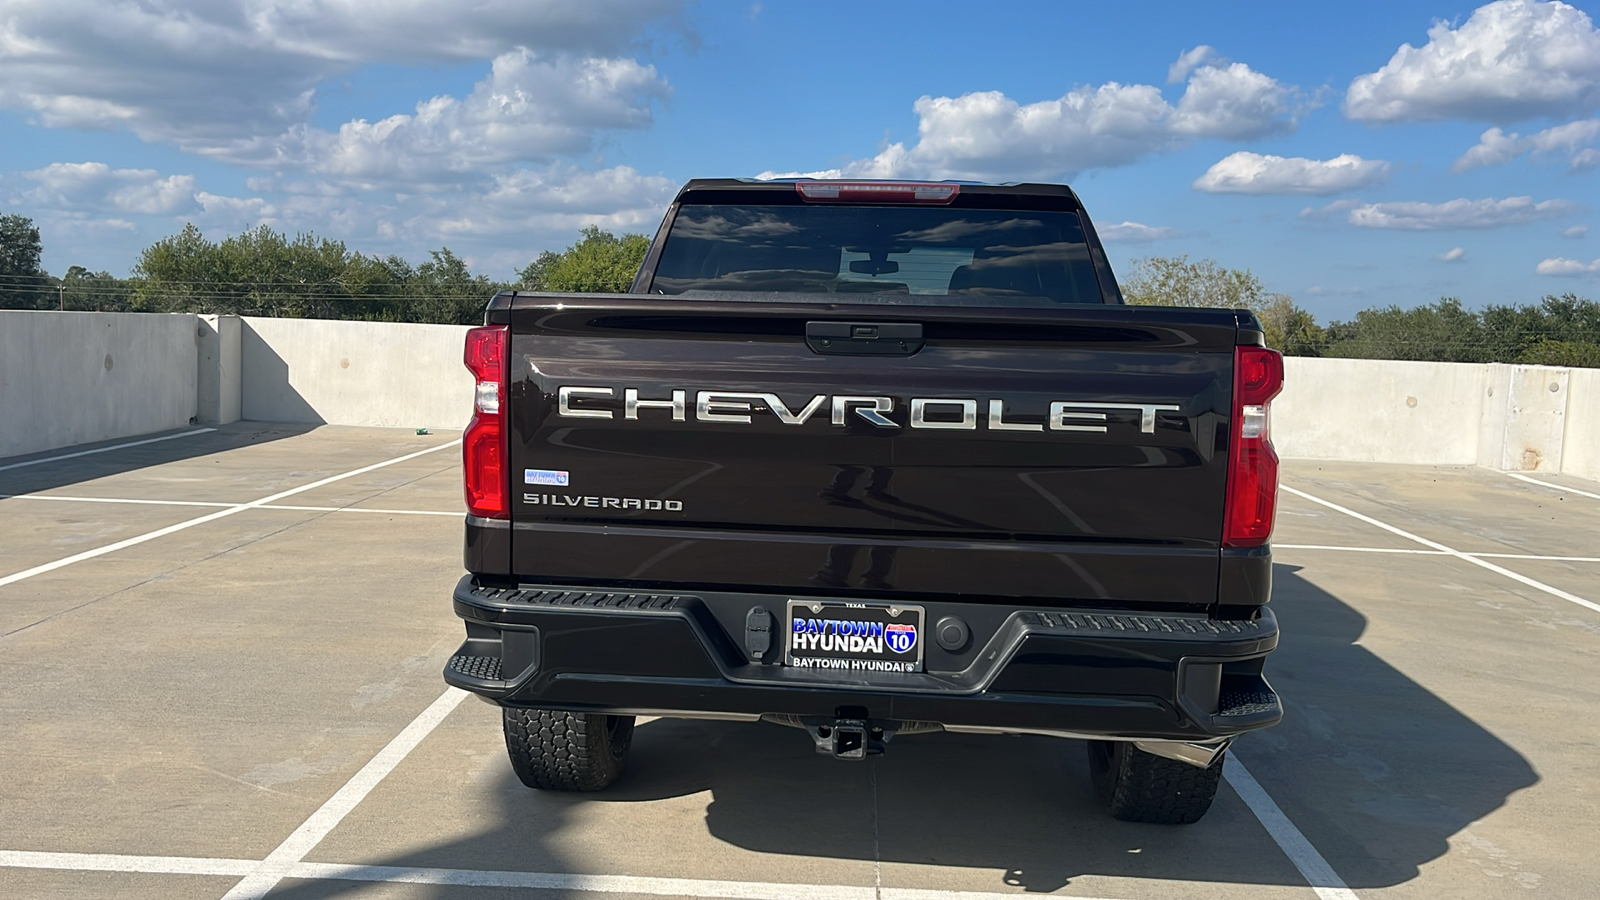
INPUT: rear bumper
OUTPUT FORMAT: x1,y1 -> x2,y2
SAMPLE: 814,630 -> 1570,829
444,575 -> 1281,743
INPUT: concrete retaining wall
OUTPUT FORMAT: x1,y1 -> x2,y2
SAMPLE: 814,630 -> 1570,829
0,311 -> 200,459
196,314 -> 241,426
240,317 -> 472,430
1476,364 -> 1571,473
1562,367 -> 1600,483
1274,358 -> 1487,465
1274,357 -> 1582,474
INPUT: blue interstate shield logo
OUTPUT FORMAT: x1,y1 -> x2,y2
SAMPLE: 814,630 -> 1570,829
884,622 -> 917,654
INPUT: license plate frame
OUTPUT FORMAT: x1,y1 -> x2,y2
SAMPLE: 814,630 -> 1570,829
784,600 -> 925,674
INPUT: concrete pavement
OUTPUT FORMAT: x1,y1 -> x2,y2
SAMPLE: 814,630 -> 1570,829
2,425 -> 1597,898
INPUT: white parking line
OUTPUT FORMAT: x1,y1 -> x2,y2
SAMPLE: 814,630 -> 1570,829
0,440 -> 460,588
1275,544 -> 1600,563
266,504 -> 460,517
1282,485 -> 1600,615
1506,472 -> 1600,502
1275,544 -> 1445,556
1475,552 -> 1600,563
881,890 -> 1126,900
0,849 -> 1153,899
0,494 -> 463,517
292,862 -> 876,899
0,494 -> 235,508
0,428 -> 215,473
0,849 -> 256,876
1224,753 -> 1359,900
219,687 -> 470,900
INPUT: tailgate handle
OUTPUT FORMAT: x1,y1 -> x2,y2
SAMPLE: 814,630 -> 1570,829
806,321 -> 924,356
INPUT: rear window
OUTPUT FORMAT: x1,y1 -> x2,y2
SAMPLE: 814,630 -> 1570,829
649,204 -> 1108,305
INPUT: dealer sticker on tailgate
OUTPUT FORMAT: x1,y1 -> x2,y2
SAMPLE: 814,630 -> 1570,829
785,600 -> 924,673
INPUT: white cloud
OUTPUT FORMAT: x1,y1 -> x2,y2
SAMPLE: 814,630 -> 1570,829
195,192 -> 276,220
0,0 -> 685,158
20,162 -> 200,215
429,165 -> 676,238
1345,0 -> 1600,124
1168,46 -> 1221,84
790,60 -> 1300,182
1440,247 -> 1467,261
1536,256 -> 1600,275
1169,63 -> 1296,139
1305,195 -> 1579,230
1563,225 -> 1589,237
246,0 -> 688,59
229,163 -> 677,251
1526,119 -> 1597,154
1297,198 -> 1366,221
24,213 -> 140,237
1452,119 -> 1600,172
1193,152 -> 1390,194
261,51 -> 669,186
1452,127 -> 1525,171
1097,222 -> 1180,242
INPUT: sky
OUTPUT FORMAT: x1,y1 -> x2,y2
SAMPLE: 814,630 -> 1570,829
1,0 -> 1597,320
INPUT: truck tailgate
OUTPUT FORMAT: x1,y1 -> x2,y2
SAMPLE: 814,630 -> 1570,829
503,297 -> 1243,608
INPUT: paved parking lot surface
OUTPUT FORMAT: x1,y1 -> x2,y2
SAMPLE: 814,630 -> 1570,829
2,424 -> 1597,899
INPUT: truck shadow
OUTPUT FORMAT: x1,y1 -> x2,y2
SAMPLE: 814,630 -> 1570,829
0,422 -> 318,497
274,562 -> 1536,896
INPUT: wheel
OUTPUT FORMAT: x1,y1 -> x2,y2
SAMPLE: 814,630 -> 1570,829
1086,740 -> 1223,824
503,708 -> 634,791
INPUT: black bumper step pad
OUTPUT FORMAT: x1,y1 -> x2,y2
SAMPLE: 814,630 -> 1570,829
449,654 -> 503,681
466,584 -> 689,611
1024,610 -> 1271,639
1217,687 -> 1280,717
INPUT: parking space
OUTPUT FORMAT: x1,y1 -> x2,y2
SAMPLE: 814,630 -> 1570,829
3,425 -> 1598,899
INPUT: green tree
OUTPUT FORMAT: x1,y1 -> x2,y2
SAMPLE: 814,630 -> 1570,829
132,223 -> 228,312
1120,255 -> 1323,355
519,226 -> 649,293
1,212 -> 49,310
1518,339 -> 1600,367
1323,298 -> 1489,363
1536,292 -> 1600,335
1120,255 -> 1267,310
405,248 -> 504,324
1259,293 -> 1327,357
57,266 -> 134,311
215,226 -> 355,318
1478,293 -> 1600,363
131,223 -> 504,322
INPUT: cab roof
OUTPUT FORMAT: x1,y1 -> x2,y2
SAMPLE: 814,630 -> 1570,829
673,178 -> 1086,212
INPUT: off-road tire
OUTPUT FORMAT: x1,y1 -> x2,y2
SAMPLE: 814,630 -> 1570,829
1086,740 -> 1223,824
503,708 -> 634,791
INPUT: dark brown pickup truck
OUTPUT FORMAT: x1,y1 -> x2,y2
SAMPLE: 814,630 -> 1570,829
445,178 -> 1285,823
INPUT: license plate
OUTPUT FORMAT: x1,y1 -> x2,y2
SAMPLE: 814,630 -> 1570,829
785,600 -> 925,674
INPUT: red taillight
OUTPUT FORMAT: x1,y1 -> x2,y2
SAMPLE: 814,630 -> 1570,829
1223,345 -> 1285,547
463,324 -> 509,519
795,181 -> 959,204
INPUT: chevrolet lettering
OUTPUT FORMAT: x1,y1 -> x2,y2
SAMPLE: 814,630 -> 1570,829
448,177 -> 1285,825
556,385 -> 1181,435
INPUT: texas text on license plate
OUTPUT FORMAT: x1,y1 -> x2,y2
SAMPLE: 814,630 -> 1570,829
785,600 -> 925,674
